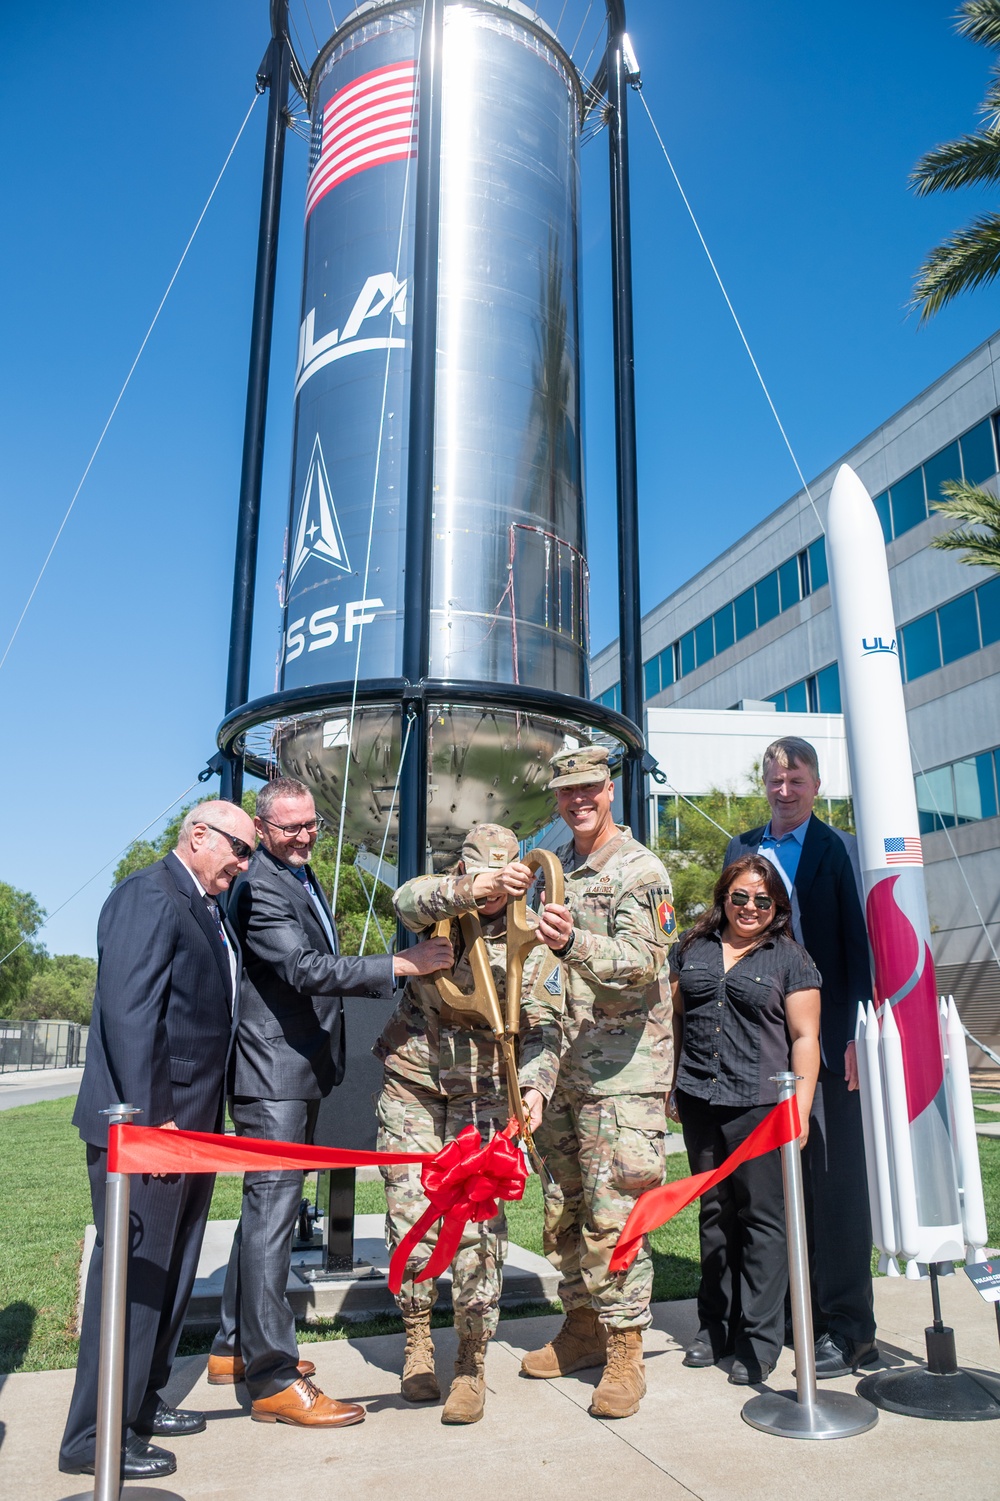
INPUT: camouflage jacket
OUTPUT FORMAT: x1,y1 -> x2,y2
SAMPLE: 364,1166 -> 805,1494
524,826 -> 677,1097
374,872 -> 564,1100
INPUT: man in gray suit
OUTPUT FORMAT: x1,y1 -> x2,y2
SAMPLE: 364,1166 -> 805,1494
60,799 -> 256,1481
208,777 -> 450,1428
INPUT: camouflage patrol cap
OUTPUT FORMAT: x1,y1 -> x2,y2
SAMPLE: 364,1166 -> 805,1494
461,823 -> 519,873
548,744 -> 612,788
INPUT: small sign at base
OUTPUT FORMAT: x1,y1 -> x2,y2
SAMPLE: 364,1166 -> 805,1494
963,1259 -> 1000,1303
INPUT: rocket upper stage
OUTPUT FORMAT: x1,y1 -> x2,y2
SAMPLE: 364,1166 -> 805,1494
828,464 -> 982,1265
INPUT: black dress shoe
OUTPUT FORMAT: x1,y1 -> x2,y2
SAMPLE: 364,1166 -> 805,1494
58,1435 -> 177,1479
812,1332 -> 878,1378
682,1334 -> 717,1368
135,1399 -> 207,1436
728,1357 -> 772,1385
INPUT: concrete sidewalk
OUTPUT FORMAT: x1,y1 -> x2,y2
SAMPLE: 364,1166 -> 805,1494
3,1275 -> 999,1501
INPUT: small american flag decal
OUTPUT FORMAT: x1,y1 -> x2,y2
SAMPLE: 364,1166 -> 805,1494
884,836 -> 923,866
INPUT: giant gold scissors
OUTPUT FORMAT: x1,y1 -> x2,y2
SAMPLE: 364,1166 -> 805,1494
431,849 -> 565,1170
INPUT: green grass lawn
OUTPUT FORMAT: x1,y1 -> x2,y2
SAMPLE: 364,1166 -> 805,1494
3,1092 -> 998,1374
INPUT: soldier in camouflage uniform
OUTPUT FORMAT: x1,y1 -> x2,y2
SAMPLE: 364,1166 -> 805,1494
375,824 -> 563,1425
520,745 -> 677,1419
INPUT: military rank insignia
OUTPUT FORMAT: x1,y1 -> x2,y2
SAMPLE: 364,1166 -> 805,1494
488,848 -> 508,867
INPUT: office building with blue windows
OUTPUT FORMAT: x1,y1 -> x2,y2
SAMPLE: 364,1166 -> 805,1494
592,335 -> 1000,1037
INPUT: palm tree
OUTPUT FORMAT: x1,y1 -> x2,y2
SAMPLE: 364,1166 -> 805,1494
930,479 -> 1000,570
911,1 -> 1000,322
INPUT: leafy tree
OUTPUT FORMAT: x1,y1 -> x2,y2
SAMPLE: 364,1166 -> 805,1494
930,478 -> 1000,571
0,883 -> 47,1018
654,765 -> 854,930
16,954 -> 97,1024
113,788 -> 393,957
910,2 -> 1000,321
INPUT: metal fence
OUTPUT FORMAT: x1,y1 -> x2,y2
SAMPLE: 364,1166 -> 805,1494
0,1019 -> 89,1073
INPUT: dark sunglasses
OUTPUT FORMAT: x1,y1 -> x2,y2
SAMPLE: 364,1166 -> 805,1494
258,815 -> 323,838
728,889 -> 773,911
202,823 -> 254,861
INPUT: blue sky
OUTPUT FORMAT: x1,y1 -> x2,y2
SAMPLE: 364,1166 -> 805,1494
2,0 -> 999,958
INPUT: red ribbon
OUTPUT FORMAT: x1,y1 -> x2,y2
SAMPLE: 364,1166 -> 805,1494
107,1120 -> 527,1292
609,1096 -> 800,1273
387,1123 -> 528,1293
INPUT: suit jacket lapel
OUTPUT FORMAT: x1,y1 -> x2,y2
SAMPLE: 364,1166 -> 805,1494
793,815 -> 826,904
166,852 -> 234,1001
306,863 -> 338,955
262,849 -> 336,954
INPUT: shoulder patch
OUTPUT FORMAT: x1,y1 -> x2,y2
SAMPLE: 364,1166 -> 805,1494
640,884 -> 676,936
543,966 -> 562,996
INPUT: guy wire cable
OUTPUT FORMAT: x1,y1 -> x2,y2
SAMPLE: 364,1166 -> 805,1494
0,777 -> 206,969
636,88 -> 826,537
330,0 -> 425,922
359,709 -> 415,954
0,93 -> 261,676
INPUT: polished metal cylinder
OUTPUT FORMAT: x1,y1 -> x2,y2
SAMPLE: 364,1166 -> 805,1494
774,1071 -> 818,1409
274,2 -> 589,860
94,1104 -> 139,1501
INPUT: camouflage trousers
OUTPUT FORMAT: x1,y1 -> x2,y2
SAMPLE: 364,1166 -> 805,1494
535,1089 -> 667,1330
376,1070 -> 509,1337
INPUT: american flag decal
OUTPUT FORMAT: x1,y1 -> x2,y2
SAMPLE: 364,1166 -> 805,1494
306,62 -> 418,220
884,836 -> 923,866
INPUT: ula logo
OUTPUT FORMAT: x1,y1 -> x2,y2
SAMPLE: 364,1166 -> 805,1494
861,636 -> 897,656
295,271 -> 407,396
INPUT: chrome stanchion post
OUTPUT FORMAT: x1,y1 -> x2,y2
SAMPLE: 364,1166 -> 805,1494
93,1104 -> 138,1501
63,1103 -> 185,1501
741,1074 -> 878,1439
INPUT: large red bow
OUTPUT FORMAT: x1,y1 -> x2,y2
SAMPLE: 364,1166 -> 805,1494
388,1122 -> 528,1293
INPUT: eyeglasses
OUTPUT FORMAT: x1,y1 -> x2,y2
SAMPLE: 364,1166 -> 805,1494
259,815 -> 323,838
201,823 -> 254,861
727,890 -> 773,911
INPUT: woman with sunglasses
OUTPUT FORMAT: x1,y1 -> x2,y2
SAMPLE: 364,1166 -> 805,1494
667,854 -> 820,1385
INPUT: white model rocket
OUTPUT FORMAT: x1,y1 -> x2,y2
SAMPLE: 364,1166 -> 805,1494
826,464 -> 987,1272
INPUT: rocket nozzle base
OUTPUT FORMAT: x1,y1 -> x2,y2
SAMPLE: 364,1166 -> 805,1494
857,1365 -> 1000,1421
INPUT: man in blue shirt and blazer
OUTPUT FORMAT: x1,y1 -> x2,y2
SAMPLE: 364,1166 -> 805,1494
724,736 -> 877,1377
59,799 -> 256,1481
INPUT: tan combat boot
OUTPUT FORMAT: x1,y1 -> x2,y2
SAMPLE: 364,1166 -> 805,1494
401,1311 -> 440,1402
520,1307 -> 608,1378
441,1332 -> 489,1424
589,1329 -> 646,1418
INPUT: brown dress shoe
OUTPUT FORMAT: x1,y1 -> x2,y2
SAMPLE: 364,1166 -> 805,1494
251,1378 -> 365,1428
207,1354 -> 316,1385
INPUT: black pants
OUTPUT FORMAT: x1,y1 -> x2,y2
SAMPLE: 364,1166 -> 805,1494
802,1065 -> 875,1344
211,1096 -> 320,1400
60,1146 -> 214,1468
678,1091 -> 787,1367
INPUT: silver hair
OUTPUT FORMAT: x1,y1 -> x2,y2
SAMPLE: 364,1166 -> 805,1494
256,776 -> 313,822
178,800 -> 244,846
762,736 -> 820,782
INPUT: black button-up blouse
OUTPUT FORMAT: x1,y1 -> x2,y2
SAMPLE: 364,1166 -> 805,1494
670,930 -> 821,1107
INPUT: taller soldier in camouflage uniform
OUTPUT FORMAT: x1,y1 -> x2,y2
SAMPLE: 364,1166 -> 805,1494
520,746 -> 677,1419
375,825 -> 562,1425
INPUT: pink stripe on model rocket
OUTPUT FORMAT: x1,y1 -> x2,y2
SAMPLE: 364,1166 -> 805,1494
826,463 -> 983,1268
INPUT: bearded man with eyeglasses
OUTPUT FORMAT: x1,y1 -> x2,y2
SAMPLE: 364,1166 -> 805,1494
60,799 -> 256,1482
208,777 -> 451,1429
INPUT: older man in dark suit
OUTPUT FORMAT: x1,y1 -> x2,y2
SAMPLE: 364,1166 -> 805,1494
208,777 -> 450,1428
724,736 -> 877,1378
59,798 -> 256,1481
